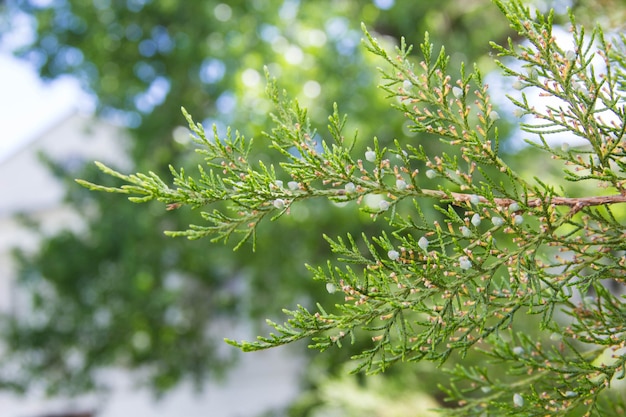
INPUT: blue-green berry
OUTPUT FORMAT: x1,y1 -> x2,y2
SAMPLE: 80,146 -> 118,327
513,346 -> 525,356
492,216 -> 504,227
396,179 -> 408,190
459,256 -> 472,270
273,199 -> 285,209
387,250 -> 400,261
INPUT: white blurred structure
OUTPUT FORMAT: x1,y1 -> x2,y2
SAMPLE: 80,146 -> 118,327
0,113 -> 130,312
0,114 -> 302,417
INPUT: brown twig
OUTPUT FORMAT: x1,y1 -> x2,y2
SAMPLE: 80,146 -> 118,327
437,191 -> 626,208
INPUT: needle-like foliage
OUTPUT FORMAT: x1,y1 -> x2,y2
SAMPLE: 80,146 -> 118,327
78,1 -> 626,414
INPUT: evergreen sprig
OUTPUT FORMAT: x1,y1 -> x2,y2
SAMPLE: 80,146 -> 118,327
78,0 -> 626,414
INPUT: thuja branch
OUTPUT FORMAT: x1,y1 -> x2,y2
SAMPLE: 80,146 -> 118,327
77,1 -> 626,415
333,187 -> 626,210
432,191 -> 626,208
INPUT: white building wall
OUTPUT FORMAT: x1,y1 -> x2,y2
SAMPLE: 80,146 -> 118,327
0,113 -> 130,215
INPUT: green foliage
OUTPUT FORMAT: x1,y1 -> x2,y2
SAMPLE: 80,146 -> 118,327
8,0 -> 511,155
4,0 -> 520,396
288,363 -> 441,417
79,1 -> 626,414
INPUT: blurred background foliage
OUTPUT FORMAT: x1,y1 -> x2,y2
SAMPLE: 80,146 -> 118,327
2,0 -> 623,414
